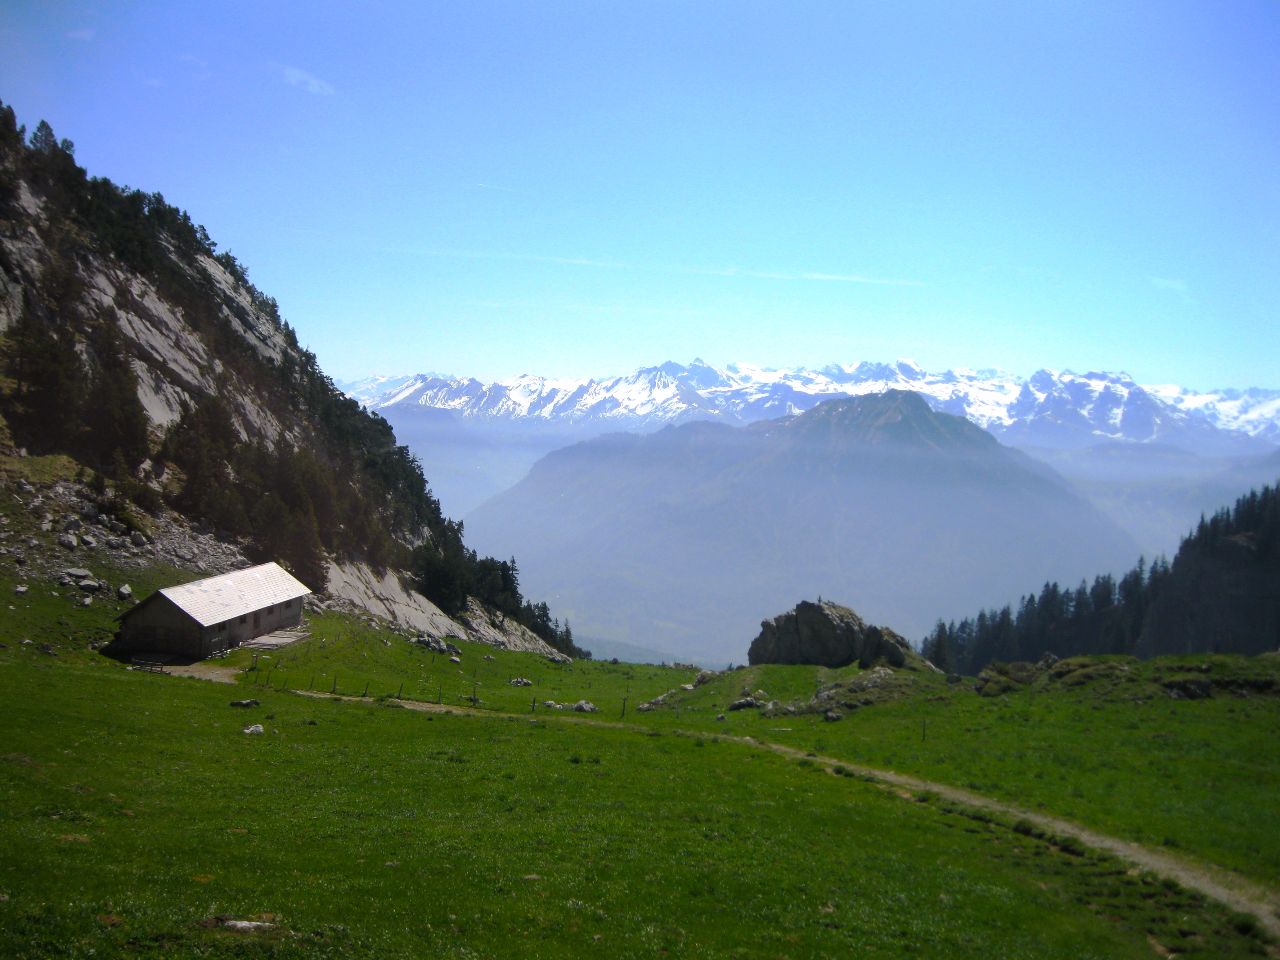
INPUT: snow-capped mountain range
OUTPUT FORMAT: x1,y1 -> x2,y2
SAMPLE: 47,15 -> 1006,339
341,360 -> 1280,453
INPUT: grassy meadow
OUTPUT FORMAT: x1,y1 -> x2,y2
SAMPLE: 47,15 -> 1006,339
0,648 -> 1272,959
227,619 -> 1280,890
0,479 -> 1276,957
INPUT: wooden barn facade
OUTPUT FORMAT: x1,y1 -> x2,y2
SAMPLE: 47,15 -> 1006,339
117,562 -> 311,658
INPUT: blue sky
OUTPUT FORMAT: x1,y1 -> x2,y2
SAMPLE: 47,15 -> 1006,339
2,1 -> 1278,388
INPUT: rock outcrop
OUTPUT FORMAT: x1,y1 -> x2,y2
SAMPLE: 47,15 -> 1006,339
748,600 -> 913,669
324,560 -> 570,662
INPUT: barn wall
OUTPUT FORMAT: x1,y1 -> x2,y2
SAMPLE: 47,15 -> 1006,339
207,596 -> 305,651
118,596 -> 203,658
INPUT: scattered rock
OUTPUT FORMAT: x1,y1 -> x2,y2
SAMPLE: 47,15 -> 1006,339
509,677 -> 533,687
14,585 -> 27,595
1163,677 -> 1213,700
680,683 -> 695,691
727,696 -> 760,711
78,579 -> 100,593
242,724 -> 264,735
572,700 -> 598,713
80,534 -> 97,549
230,699 -> 260,708
974,668 -> 1018,698
56,533 -> 78,550
219,919 -> 276,933
693,671 -> 716,687
116,584 -> 132,600
449,655 -> 461,664
62,517 -> 82,533
129,531 -> 148,547
823,709 -> 844,722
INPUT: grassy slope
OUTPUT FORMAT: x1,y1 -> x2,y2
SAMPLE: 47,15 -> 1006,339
233,611 -> 694,714
0,652 -> 1268,959
630,660 -> 1280,888
227,625 -> 1280,889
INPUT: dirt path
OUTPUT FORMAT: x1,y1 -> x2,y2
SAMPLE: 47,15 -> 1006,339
287,688 -> 1280,940
741,737 -> 1280,941
164,662 -> 239,683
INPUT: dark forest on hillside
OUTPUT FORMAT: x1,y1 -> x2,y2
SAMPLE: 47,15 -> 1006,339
924,483 -> 1280,674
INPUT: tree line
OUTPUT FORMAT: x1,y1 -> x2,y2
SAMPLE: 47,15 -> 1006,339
923,482 -> 1280,674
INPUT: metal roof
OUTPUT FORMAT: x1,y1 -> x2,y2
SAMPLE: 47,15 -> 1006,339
158,562 -> 311,627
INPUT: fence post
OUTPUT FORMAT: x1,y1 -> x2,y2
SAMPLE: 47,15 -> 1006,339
362,681 -> 369,698
331,676 -> 337,694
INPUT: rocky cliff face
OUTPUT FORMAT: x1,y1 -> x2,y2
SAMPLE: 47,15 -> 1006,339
748,600 -> 915,669
0,184 -> 294,448
322,562 -> 569,661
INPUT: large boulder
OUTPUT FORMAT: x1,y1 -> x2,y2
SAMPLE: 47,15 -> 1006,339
748,600 -> 912,669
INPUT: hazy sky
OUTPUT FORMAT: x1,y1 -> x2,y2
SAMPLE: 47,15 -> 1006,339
2,2 -> 1278,388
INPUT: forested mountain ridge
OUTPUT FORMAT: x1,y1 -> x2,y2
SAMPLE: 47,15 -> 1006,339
0,101 -> 582,657
924,483 -> 1280,673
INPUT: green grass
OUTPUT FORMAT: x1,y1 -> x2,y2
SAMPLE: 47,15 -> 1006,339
216,613 -> 1280,889
630,659 -> 1280,887
229,612 -> 697,714
0,651 -> 1270,959
37,570 -> 1278,895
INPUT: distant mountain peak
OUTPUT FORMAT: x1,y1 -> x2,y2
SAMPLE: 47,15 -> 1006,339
779,390 -> 996,453
345,360 -> 1280,454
